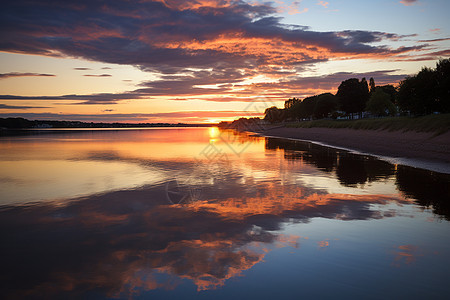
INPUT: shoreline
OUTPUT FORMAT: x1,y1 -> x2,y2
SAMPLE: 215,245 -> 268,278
254,127 -> 450,174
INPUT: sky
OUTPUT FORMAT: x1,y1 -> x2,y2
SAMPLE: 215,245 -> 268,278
0,0 -> 449,123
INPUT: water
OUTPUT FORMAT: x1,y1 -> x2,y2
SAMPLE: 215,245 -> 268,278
1,127 -> 449,299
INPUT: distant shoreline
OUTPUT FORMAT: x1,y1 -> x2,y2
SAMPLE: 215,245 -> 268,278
0,117 -> 215,130
254,126 -> 450,174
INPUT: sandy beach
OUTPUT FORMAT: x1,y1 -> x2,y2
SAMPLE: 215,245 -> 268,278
259,127 -> 450,174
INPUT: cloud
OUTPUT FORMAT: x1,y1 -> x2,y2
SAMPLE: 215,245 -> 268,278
0,104 -> 49,109
0,93 -> 144,105
276,1 -> 308,15
393,49 -> 450,62
399,0 -> 418,6
0,0 -> 439,110
0,111 -> 256,123
0,69 -> 407,105
0,72 -> 55,79
83,74 -> 112,77
317,1 -> 329,8
0,0 -> 421,76
418,37 -> 450,43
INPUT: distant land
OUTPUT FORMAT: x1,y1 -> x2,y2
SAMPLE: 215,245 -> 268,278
0,117 -> 214,130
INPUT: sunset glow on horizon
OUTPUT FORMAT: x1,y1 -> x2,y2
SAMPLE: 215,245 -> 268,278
1,0 -> 449,123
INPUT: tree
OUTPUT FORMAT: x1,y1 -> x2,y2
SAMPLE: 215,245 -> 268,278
264,106 -> 285,123
299,95 -> 318,119
336,78 -> 370,118
366,88 -> 396,117
397,59 -> 450,115
284,97 -> 301,110
397,67 -> 437,115
379,84 -> 397,104
369,77 -> 376,94
313,93 -> 338,119
435,58 -> 450,113
284,97 -> 301,119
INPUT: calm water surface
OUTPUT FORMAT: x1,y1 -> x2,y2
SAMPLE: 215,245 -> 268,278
1,127 -> 449,299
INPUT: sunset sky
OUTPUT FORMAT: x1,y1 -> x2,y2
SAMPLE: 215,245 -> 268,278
1,0 -> 449,123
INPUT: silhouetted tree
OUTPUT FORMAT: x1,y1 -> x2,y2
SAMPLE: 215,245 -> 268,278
284,98 -> 301,110
313,93 -> 338,119
336,78 -> 370,118
397,67 -> 437,115
435,58 -> 450,113
264,106 -> 285,123
0,117 -> 33,128
299,95 -> 318,119
379,84 -> 397,104
369,77 -> 376,94
284,98 -> 301,119
366,87 -> 397,116
396,59 -> 450,115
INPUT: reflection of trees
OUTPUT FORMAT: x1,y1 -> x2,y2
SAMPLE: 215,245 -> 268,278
396,166 -> 450,220
336,157 -> 394,187
265,138 -> 337,172
266,137 -> 450,219
265,137 -> 395,185
336,157 -> 368,186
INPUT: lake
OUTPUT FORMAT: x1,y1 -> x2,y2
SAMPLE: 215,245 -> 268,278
1,127 -> 449,299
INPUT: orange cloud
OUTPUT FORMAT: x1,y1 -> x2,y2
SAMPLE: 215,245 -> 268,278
317,1 -> 329,8
392,244 -> 423,266
180,181 -> 407,220
318,240 -> 329,248
400,0 -> 418,6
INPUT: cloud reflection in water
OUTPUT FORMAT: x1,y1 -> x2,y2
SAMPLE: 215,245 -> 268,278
0,129 -> 449,299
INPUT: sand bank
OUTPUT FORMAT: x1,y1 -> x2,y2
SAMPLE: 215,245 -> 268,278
258,127 -> 450,174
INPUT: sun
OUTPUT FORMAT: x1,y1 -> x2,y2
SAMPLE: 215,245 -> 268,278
208,126 -> 220,139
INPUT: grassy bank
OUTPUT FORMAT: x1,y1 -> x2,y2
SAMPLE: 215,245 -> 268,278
286,114 -> 450,135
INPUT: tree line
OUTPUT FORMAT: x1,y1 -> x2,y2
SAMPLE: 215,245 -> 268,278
264,58 -> 450,123
0,118 -> 211,130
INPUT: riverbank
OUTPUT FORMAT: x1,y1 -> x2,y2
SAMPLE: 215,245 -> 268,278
257,127 -> 450,174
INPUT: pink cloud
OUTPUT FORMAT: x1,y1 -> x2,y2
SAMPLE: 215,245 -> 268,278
317,1 -> 329,8
400,0 -> 418,6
